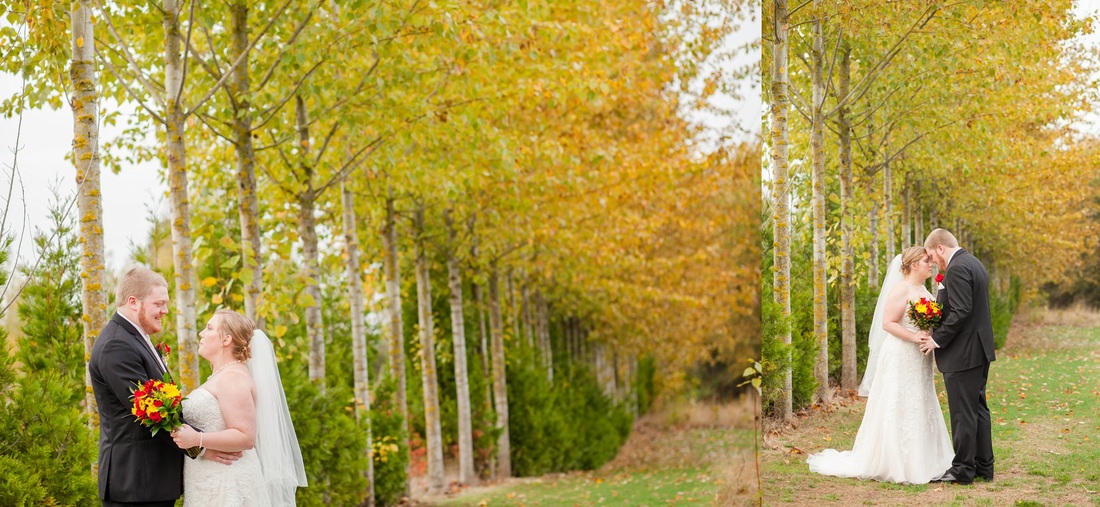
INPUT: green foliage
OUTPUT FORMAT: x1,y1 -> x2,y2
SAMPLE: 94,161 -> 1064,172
760,215 -> 818,413
17,189 -> 84,396
991,275 -> 1022,350
634,356 -> 656,416
0,193 -> 98,506
283,364 -> 370,507
507,348 -> 633,476
370,376 -> 411,507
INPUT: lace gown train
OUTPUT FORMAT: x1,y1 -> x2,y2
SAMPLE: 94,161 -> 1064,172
182,388 -> 270,506
806,291 -> 953,484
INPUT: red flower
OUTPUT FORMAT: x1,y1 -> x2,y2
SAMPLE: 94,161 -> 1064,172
153,400 -> 163,408
935,273 -> 944,284
156,342 -> 171,356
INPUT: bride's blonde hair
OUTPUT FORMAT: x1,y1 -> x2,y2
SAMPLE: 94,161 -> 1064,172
215,310 -> 255,361
900,246 -> 928,275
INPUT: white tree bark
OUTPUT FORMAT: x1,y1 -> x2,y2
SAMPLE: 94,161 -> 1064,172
230,0 -> 264,326
72,0 -> 107,440
445,209 -> 475,485
341,182 -> 375,506
413,207 -> 444,494
810,0 -> 831,405
838,41 -> 857,392
295,95 -> 326,390
162,0 -> 200,393
488,264 -> 511,478
380,191 -> 409,492
770,0 -> 793,420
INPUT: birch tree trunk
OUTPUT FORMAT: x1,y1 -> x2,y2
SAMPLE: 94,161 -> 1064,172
535,290 -> 552,382
883,146 -> 895,263
470,234 -> 493,438
295,96 -> 326,389
810,0 -> 831,405
341,182 -> 375,506
163,0 -> 200,393
506,269 -> 520,343
838,41 -> 857,392
380,190 -> 409,493
902,180 -> 912,248
230,0 -> 263,325
769,0 -> 793,421
444,209 -> 475,485
72,0 -> 107,438
382,191 -> 407,425
488,264 -> 511,478
866,176 -> 880,290
521,280 -> 534,349
413,207 -> 444,495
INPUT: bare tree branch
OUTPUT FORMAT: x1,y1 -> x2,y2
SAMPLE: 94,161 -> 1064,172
93,0 -> 165,103
185,0 -> 296,117
255,2 -> 319,93
98,53 -> 168,125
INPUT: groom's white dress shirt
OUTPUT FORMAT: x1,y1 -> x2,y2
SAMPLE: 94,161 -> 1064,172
119,311 -> 167,373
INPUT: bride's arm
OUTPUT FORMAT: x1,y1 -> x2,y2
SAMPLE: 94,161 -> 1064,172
881,285 -> 926,343
173,370 -> 258,452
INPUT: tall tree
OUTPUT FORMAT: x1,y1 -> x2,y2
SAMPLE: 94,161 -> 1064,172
769,0 -> 793,421
445,208 -> 476,485
412,205 -> 444,494
341,181 -> 375,506
71,0 -> 107,433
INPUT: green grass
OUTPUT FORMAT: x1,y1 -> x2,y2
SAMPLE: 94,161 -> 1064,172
432,425 -> 756,506
762,320 -> 1100,506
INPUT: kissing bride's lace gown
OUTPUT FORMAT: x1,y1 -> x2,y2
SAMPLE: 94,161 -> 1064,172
182,388 -> 271,506
806,286 -> 953,484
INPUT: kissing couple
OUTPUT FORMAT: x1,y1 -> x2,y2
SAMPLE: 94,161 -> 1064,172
807,228 -> 996,485
89,267 -> 309,506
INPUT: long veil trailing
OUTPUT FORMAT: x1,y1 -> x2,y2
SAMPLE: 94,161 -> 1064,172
858,254 -> 903,397
250,330 -> 308,506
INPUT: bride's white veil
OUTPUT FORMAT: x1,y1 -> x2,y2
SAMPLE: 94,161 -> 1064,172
858,254 -> 903,397
250,329 -> 308,505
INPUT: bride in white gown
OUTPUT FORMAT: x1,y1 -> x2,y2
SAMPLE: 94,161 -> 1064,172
172,310 -> 307,506
806,247 -> 953,484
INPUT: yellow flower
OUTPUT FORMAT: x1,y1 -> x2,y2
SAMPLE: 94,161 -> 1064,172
915,303 -> 927,314
161,384 -> 181,399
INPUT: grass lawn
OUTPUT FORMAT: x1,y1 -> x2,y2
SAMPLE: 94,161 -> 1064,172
423,399 -> 760,506
762,310 -> 1100,506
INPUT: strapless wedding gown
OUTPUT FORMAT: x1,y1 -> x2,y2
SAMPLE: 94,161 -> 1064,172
806,292 -> 953,483
182,388 -> 270,506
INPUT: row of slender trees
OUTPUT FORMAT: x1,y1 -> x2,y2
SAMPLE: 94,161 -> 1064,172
764,0 -> 1098,419
2,0 -> 758,501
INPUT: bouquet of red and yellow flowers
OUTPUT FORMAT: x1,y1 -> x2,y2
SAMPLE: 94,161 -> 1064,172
130,375 -> 185,436
906,297 -> 943,331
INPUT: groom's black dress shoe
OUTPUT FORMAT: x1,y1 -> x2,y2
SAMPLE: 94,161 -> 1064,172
931,472 -> 973,485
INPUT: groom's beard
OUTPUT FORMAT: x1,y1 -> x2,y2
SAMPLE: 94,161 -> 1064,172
138,305 -> 164,335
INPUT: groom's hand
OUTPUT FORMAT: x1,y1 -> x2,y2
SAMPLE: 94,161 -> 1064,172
204,449 -> 243,465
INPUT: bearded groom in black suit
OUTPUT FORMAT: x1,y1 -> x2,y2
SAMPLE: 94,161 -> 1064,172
920,229 -> 996,485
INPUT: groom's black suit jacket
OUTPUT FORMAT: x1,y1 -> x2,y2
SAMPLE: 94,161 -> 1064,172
932,249 -> 996,372
89,313 -> 184,503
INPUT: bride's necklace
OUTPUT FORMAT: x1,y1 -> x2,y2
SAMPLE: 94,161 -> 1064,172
209,360 -> 241,379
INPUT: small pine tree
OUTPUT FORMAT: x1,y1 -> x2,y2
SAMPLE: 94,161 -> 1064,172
17,190 -> 85,394
0,191 -> 98,506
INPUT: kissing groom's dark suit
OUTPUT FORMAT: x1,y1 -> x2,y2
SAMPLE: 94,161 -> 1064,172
931,249 -> 996,483
89,313 -> 183,506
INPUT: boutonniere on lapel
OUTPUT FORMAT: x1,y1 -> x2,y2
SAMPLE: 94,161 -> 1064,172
935,273 -> 945,291
156,342 -> 171,364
